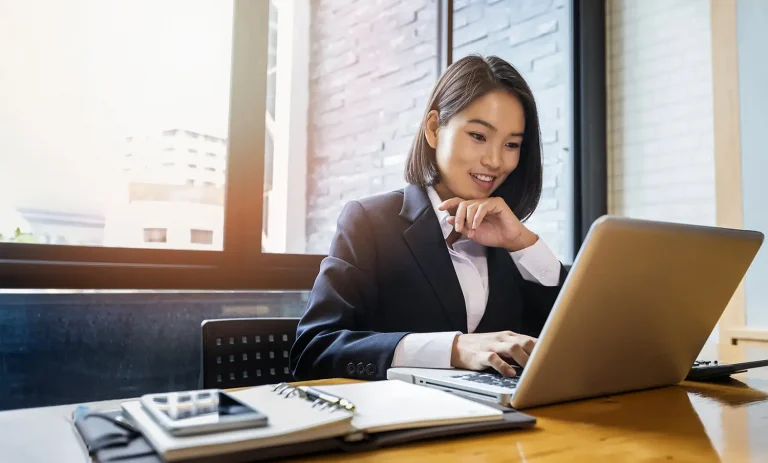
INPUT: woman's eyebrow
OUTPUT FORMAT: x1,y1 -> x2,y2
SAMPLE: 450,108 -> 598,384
467,119 -> 524,137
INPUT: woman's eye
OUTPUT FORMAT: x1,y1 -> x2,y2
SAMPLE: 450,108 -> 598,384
506,142 -> 521,149
469,132 -> 486,142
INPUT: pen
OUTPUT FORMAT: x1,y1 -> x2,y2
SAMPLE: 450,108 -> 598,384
297,386 -> 356,412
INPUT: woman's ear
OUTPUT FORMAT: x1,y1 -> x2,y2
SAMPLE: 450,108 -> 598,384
424,110 -> 439,149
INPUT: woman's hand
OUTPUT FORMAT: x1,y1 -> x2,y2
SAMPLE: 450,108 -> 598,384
438,197 -> 537,251
450,331 -> 537,377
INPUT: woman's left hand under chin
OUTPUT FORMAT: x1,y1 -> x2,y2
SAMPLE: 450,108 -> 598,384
439,196 -> 538,252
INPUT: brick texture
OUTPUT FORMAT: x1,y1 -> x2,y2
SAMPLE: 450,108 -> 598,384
306,0 -> 569,258
606,0 -> 716,226
452,0 -> 569,258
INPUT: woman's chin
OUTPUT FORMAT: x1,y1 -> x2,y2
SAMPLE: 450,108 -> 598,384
462,193 -> 491,201
460,186 -> 494,200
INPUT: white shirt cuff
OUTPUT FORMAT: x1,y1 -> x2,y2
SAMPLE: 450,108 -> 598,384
391,332 -> 461,368
510,238 -> 561,287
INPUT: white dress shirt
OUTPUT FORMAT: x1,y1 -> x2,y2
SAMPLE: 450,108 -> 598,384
391,187 -> 562,369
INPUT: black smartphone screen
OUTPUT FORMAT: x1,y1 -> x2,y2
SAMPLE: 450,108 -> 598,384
217,392 -> 256,416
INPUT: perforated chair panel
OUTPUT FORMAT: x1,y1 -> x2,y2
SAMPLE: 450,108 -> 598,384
200,318 -> 299,389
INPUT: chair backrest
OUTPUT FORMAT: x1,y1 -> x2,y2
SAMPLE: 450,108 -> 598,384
200,317 -> 299,389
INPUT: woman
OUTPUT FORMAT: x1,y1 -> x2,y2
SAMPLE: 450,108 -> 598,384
290,55 -> 566,381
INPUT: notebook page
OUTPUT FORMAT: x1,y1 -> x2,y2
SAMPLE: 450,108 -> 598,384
122,385 -> 354,461
315,380 -> 503,434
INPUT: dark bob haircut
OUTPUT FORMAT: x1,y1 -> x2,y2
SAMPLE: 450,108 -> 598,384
404,54 -> 543,222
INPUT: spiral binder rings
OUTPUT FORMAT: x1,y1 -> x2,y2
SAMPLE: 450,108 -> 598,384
115,380 -> 536,463
272,383 -> 356,412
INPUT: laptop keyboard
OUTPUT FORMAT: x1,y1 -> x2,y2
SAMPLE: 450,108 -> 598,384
450,372 -> 520,390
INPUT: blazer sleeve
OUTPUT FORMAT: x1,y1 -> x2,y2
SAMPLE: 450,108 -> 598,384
519,264 -> 568,337
289,200 -> 410,381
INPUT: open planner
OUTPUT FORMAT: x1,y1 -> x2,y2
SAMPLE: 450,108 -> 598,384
118,380 -> 536,462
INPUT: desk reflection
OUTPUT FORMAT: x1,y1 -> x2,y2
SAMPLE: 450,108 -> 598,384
528,385 -> 721,462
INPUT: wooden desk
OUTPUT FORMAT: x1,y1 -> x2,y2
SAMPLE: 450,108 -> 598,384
1,344 -> 767,463
291,343 -> 768,463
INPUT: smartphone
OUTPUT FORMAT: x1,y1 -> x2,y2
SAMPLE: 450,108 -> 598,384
140,389 -> 268,436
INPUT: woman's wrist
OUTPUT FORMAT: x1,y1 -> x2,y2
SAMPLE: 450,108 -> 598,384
450,334 -> 461,368
505,227 -> 538,252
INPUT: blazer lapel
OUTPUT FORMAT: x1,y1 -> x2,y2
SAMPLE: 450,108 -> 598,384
400,184 -> 468,333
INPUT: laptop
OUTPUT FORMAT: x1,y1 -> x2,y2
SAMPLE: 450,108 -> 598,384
388,216 -> 764,409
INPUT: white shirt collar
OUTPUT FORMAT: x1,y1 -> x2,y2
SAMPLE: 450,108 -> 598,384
426,186 -> 454,240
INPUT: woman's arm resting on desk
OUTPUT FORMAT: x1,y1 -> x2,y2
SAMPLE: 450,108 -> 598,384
290,201 -> 410,381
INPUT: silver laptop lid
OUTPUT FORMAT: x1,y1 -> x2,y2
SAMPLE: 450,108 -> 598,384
511,216 -> 763,409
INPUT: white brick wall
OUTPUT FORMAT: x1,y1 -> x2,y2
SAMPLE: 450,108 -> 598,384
606,0 -> 716,226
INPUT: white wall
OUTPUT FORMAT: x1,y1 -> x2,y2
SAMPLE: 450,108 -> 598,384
606,0 -> 716,226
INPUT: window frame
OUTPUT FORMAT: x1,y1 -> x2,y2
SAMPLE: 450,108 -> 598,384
571,0 -> 608,254
0,0 -> 606,290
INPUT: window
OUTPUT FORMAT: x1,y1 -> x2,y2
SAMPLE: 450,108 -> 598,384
190,229 -> 214,245
143,228 -> 167,243
0,0 -> 232,251
0,0 -> 602,290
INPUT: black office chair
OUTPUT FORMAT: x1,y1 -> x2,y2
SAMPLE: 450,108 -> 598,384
200,318 -> 300,389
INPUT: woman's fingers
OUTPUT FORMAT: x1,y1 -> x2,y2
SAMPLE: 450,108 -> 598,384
438,197 -> 464,211
465,202 -> 479,232
472,203 -> 488,230
502,332 -> 537,354
441,197 -> 510,237
484,352 -> 517,377
455,201 -> 468,233
498,341 -> 532,367
521,337 -> 536,354
508,344 -> 531,368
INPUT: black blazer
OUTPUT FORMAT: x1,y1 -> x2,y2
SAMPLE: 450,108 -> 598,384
290,184 -> 567,381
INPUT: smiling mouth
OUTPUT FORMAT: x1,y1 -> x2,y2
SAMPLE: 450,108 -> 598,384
470,173 -> 496,183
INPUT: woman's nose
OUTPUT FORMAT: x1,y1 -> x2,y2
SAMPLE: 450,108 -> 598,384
481,147 -> 502,170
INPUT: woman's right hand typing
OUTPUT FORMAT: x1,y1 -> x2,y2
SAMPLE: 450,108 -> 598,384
450,331 -> 537,377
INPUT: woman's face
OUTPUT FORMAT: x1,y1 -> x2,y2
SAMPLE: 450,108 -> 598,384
425,90 -> 525,201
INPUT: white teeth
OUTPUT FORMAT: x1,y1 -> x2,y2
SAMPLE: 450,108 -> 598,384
472,174 -> 494,182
